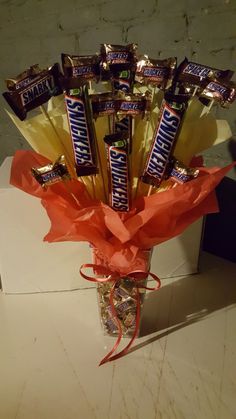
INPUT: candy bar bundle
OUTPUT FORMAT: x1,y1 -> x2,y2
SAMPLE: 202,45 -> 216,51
3,43 -> 236,365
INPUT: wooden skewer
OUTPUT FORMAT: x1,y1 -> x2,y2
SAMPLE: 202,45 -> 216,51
147,185 -> 153,196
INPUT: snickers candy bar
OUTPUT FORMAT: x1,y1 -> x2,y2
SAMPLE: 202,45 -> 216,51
168,159 -> 199,184
176,57 -> 234,89
135,55 -> 176,89
141,91 -> 189,187
104,131 -> 130,212
101,43 -> 137,71
90,92 -> 115,117
199,78 -> 236,107
61,53 -> 100,89
65,85 -> 98,177
2,63 -> 62,121
31,155 -> 70,187
115,92 -> 150,118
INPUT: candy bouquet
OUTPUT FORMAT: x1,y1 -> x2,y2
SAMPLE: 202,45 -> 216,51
3,43 -> 236,365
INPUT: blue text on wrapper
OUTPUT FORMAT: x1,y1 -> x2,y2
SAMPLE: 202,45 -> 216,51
206,82 -> 227,96
72,66 -> 94,77
183,63 -> 221,79
143,67 -> 167,78
107,52 -> 129,62
144,104 -> 180,182
65,95 -> 94,167
109,146 -> 129,211
41,169 -> 61,184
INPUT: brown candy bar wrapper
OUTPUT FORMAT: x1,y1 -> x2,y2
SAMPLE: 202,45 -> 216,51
90,92 -> 115,118
2,63 -> 62,121
65,86 -> 98,177
61,53 -> 100,89
135,55 -> 176,89
115,92 -> 151,118
101,43 -> 137,71
141,92 -> 189,187
176,57 -> 234,89
104,131 -> 130,212
198,78 -> 236,107
31,155 -> 70,187
168,158 -> 199,184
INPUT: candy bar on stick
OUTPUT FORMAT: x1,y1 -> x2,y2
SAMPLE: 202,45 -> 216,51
31,155 -> 82,207
176,58 -> 234,95
104,131 -> 130,212
168,158 -> 199,185
115,92 -> 150,118
65,86 -> 98,177
135,55 -> 176,89
101,43 -> 137,72
61,53 -> 100,89
198,78 -> 236,107
91,92 -> 115,118
31,155 -> 70,187
3,63 -> 62,121
62,54 -> 109,201
141,91 -> 189,188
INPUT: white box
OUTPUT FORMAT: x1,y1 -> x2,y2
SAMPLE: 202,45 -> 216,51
0,157 -> 203,294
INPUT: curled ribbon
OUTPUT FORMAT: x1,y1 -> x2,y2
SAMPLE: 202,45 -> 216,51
79,263 -> 161,366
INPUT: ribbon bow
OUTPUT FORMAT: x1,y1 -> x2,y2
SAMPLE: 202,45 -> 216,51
80,264 -> 161,366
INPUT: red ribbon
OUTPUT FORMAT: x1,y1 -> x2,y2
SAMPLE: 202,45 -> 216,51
79,263 -> 161,366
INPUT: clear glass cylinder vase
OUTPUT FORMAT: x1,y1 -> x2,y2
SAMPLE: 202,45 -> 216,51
91,247 -> 153,337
